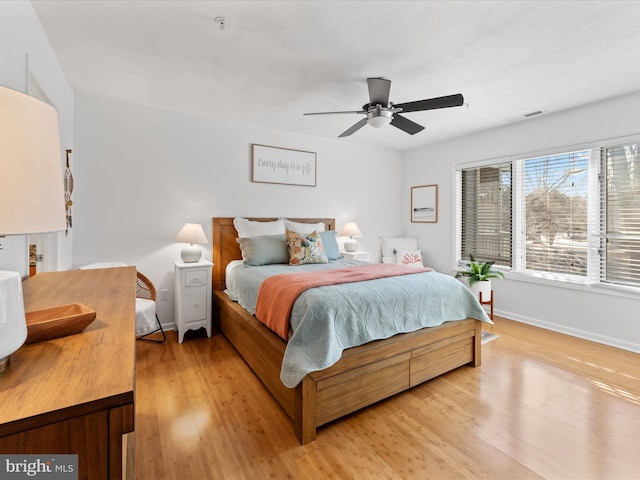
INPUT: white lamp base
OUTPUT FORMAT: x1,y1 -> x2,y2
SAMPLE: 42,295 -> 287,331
181,244 -> 202,263
344,238 -> 358,252
0,271 -> 28,374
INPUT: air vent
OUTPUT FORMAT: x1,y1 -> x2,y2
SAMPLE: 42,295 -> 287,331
523,110 -> 544,118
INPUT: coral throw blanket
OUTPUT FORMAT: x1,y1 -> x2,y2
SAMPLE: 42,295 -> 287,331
255,263 -> 433,340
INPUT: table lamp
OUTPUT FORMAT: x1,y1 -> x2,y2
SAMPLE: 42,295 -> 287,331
175,223 -> 209,262
339,222 -> 362,252
0,85 -> 66,373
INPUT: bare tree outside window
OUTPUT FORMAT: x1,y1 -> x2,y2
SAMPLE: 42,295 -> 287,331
524,152 -> 589,275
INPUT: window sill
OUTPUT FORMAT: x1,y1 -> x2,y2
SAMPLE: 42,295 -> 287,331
505,271 -> 640,301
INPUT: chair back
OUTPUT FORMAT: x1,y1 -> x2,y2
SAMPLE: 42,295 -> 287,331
136,272 -> 156,301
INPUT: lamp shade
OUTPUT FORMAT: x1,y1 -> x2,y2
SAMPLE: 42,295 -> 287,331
339,222 -> 362,238
175,223 -> 209,263
0,85 -> 66,235
175,223 -> 208,245
0,85 -> 65,373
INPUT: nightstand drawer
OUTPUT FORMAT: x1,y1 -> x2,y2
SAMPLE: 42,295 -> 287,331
185,270 -> 207,288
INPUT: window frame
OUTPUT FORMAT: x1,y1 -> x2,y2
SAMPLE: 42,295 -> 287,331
454,155 -> 513,268
454,135 -> 640,299
517,148 -> 591,283
458,161 -> 513,267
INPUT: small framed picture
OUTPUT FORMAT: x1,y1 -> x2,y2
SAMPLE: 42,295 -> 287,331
411,184 -> 438,223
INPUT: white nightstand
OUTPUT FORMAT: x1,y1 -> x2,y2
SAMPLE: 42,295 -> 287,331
174,260 -> 213,343
340,250 -> 370,262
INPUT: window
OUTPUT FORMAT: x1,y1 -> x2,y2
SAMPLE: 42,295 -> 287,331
457,140 -> 640,290
523,151 -> 589,276
602,143 -> 640,287
459,163 -> 512,266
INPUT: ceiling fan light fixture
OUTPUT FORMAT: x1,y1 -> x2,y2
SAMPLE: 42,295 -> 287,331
366,108 -> 393,128
367,116 -> 392,128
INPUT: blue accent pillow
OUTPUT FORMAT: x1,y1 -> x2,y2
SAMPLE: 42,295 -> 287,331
237,234 -> 289,266
319,230 -> 342,260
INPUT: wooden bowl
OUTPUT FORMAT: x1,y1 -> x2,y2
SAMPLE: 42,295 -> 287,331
25,303 -> 97,344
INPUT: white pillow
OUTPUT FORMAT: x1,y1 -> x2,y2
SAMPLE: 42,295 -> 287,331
233,217 -> 285,237
380,236 -> 419,264
396,249 -> 424,267
284,219 -> 326,234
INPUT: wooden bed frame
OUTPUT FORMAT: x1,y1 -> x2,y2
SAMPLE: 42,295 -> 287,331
212,217 -> 482,444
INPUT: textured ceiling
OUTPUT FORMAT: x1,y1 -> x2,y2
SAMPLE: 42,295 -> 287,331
32,0 -> 640,152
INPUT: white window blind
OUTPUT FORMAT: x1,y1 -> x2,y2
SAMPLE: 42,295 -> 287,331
522,151 -> 589,276
460,163 -> 512,266
603,143 -> 640,287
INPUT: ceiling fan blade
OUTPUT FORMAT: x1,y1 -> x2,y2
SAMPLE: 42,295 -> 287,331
367,77 -> 391,107
303,110 -> 364,116
339,118 -> 368,137
394,93 -> 464,113
390,114 -> 425,135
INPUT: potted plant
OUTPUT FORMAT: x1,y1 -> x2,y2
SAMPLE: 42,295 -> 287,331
455,254 -> 504,301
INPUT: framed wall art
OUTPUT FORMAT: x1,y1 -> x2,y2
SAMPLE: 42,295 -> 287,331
252,144 -> 317,187
411,184 -> 438,223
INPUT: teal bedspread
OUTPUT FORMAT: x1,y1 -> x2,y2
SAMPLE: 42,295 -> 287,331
226,260 -> 491,388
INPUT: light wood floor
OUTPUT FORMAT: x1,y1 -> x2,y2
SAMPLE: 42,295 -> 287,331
134,317 -> 640,479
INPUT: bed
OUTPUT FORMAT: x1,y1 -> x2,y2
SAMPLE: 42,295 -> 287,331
212,217 -> 487,444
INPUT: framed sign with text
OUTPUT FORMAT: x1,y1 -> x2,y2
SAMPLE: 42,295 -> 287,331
251,144 -> 317,187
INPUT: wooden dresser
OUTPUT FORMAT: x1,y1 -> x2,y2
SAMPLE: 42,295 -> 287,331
0,267 -> 136,479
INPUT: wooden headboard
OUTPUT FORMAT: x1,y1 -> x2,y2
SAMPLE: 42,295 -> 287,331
212,217 -> 336,291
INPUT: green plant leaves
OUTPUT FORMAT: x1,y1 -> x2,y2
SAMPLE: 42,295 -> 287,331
455,254 -> 505,286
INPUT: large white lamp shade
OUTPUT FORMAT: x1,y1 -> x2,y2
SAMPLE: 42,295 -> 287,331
0,86 -> 66,234
0,85 -> 66,373
339,222 -> 363,252
175,223 -> 209,262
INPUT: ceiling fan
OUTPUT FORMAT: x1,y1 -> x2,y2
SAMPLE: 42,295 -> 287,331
303,77 -> 464,137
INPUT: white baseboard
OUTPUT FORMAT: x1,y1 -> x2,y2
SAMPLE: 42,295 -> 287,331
495,308 -> 640,354
160,322 -> 176,331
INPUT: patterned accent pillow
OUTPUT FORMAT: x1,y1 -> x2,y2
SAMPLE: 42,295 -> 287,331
396,249 -> 424,267
286,229 -> 328,265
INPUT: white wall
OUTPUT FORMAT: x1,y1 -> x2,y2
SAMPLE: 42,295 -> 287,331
403,91 -> 640,353
0,1 -> 74,274
74,95 -> 402,326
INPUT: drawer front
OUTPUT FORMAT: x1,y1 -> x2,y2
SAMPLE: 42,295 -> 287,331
410,335 -> 473,387
185,270 -> 207,288
316,353 -> 410,426
184,287 -> 207,322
